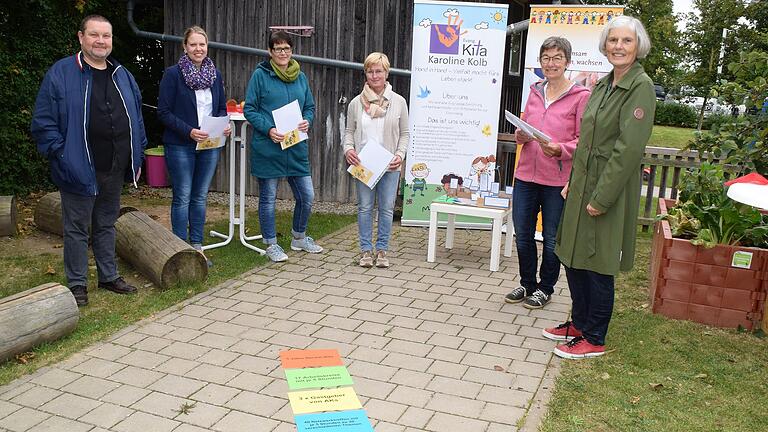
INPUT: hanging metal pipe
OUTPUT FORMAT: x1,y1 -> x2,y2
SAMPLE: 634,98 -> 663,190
126,0 -> 412,77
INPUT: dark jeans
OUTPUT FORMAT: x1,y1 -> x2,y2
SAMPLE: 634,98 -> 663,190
512,179 -> 565,296
60,170 -> 124,288
164,144 -> 221,244
564,266 -> 615,346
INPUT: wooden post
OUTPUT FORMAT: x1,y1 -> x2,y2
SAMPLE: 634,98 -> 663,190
115,211 -> 207,288
0,283 -> 79,363
34,192 -> 64,236
35,191 -> 137,236
0,195 -> 17,236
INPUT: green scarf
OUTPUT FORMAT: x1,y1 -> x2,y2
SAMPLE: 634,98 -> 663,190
271,59 -> 300,82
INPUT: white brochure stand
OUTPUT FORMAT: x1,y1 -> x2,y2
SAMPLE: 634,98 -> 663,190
202,113 -> 265,254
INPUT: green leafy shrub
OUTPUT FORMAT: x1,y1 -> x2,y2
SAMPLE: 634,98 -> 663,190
701,112 -> 737,131
662,163 -> 768,248
654,101 -> 698,128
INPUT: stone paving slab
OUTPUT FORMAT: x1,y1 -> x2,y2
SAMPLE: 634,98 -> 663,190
0,224 -> 570,431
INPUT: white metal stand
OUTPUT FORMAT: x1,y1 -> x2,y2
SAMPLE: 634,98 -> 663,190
203,114 -> 265,254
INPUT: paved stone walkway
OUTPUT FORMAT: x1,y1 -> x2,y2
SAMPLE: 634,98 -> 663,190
0,224 -> 570,432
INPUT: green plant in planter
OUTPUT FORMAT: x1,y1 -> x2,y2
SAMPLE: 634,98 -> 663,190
662,163 -> 768,248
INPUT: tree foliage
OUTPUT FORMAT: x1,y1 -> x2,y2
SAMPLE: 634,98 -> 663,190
583,0 -> 683,88
0,0 -> 163,196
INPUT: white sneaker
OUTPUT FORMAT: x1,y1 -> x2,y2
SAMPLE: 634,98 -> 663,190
291,236 -> 323,253
265,244 -> 288,262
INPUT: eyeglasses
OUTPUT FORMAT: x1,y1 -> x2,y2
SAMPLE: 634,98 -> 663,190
539,55 -> 566,64
366,69 -> 386,76
272,47 -> 292,54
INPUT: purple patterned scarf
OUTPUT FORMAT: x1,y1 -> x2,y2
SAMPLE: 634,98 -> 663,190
178,54 -> 216,90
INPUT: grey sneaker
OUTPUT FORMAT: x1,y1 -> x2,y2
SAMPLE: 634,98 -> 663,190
291,236 -> 324,253
504,286 -> 527,304
375,250 -> 390,268
359,251 -> 373,267
523,289 -> 551,309
266,244 -> 288,262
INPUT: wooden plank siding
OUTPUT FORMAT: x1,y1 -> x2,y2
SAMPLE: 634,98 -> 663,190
163,0 -> 529,202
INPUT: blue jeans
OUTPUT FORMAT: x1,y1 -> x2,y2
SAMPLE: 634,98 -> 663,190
60,170 -> 123,288
257,176 -> 314,245
357,171 -> 400,251
512,179 -> 565,296
164,144 -> 221,244
564,266 -> 615,346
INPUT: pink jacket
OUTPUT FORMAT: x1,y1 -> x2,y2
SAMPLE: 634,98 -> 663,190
514,81 -> 590,186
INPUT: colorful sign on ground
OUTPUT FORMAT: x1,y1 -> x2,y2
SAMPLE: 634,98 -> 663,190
295,410 -> 374,432
403,0 -> 509,226
280,349 -> 344,369
288,387 -> 364,415
285,366 -> 354,390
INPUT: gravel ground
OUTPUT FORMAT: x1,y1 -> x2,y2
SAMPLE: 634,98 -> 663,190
127,186 -> 358,215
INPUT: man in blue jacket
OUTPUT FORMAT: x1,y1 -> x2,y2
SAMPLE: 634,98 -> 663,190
31,15 -> 147,306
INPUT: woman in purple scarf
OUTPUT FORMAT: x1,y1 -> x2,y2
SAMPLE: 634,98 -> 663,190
158,26 -> 230,266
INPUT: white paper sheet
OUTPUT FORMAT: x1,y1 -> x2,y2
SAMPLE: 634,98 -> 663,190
504,110 -> 552,144
347,139 -> 394,189
196,115 -> 230,150
272,100 -> 308,150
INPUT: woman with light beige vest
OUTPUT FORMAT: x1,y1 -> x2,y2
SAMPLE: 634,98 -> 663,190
343,52 -> 409,268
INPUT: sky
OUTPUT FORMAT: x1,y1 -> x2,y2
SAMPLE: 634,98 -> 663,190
673,0 -> 695,30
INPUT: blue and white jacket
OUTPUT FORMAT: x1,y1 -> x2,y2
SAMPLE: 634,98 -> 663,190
31,52 -> 147,196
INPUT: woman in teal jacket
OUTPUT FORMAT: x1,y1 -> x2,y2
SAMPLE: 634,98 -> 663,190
244,31 -> 322,262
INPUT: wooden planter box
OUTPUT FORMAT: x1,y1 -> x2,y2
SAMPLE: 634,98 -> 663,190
650,199 -> 768,330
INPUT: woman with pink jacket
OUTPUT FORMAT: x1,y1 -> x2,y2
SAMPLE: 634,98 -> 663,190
504,36 -> 590,309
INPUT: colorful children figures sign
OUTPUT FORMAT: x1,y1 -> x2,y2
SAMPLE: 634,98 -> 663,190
521,4 -> 625,109
403,0 -> 509,226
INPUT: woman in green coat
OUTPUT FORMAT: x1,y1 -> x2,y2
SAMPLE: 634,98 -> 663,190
544,16 -> 656,359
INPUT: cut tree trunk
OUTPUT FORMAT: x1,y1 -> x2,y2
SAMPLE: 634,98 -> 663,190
0,282 -> 79,363
0,195 -> 17,236
115,210 -> 207,288
34,192 -> 64,236
35,191 -> 139,236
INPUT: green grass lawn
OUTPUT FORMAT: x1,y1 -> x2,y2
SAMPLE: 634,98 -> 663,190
0,203 -> 355,386
539,230 -> 768,432
648,125 -> 699,150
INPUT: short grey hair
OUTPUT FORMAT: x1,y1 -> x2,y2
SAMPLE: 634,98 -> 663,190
598,15 -> 651,59
539,36 -> 573,63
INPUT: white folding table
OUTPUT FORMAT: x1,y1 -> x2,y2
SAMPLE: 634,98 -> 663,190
202,113 -> 265,254
427,202 -> 513,272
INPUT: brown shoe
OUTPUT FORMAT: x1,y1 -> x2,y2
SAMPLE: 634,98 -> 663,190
375,251 -> 390,268
359,251 -> 373,268
99,277 -> 137,295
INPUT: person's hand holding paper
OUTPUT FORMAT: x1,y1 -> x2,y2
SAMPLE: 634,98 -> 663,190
272,100 -> 308,150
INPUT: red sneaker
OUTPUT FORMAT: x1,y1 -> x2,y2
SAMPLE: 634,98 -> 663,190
542,321 -> 582,341
553,336 -> 605,359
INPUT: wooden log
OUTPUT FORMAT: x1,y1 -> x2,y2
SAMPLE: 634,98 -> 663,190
0,282 -> 79,363
34,191 -> 139,236
34,192 -> 63,236
115,210 -> 207,288
0,195 -> 17,236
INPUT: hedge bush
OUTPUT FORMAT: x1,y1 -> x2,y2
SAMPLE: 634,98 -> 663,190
654,101 -> 698,128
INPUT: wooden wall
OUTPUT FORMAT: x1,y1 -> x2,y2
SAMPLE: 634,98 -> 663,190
163,0 -> 529,202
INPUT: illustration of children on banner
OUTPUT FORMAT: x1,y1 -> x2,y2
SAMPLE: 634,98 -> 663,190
468,154 -> 497,192
409,162 -> 430,197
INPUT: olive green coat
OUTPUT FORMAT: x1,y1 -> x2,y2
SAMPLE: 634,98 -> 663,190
555,62 -> 655,276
